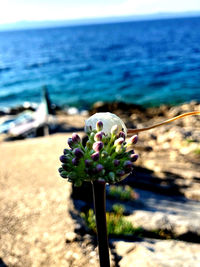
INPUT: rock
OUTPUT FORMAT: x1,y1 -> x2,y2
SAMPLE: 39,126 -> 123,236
89,101 -> 146,117
114,241 -> 158,267
122,188 -> 200,238
65,232 -> 77,243
114,239 -> 200,267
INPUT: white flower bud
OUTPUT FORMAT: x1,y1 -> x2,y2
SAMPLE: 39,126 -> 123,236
85,112 -> 127,136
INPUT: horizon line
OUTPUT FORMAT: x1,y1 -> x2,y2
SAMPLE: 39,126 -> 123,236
0,10 -> 200,31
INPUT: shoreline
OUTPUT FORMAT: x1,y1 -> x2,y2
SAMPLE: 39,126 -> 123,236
0,99 -> 199,117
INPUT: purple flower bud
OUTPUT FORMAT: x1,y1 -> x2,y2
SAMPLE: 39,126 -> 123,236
123,160 -> 133,173
114,137 -> 124,146
72,133 -> 81,143
123,160 -> 132,169
63,149 -> 68,155
114,159 -> 120,167
60,155 -> 68,163
130,153 -> 139,162
96,164 -> 104,173
93,141 -> 104,152
128,149 -> 135,154
94,132 -> 103,141
74,148 -> 84,158
129,135 -> 138,145
118,131 -> 126,140
62,164 -> 68,171
72,157 -> 79,166
85,159 -> 92,167
68,138 -> 74,148
91,152 -> 100,161
96,121 -> 103,131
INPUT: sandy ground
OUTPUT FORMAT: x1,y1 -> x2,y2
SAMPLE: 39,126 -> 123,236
0,132 -> 99,267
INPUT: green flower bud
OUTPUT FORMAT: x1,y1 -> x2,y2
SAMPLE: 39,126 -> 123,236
101,150 -> 108,158
74,180 -> 82,187
111,124 -> 118,135
86,140 -> 93,149
58,167 -> 63,173
115,145 -> 123,154
60,171 -> 68,178
89,132 -> 95,141
108,172 -> 115,182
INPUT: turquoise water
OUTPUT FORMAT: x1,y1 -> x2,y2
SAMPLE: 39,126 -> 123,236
0,16 -> 200,110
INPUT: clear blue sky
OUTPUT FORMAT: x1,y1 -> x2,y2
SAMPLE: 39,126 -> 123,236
0,0 -> 200,24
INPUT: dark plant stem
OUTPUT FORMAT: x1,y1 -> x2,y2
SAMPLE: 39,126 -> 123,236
92,180 -> 110,267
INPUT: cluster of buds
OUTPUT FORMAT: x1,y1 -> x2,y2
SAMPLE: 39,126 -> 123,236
58,113 -> 138,186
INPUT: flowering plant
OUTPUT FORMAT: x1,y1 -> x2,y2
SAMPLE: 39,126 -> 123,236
58,110 -> 199,267
58,112 -> 138,186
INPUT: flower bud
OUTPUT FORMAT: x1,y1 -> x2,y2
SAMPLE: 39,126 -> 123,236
74,148 -> 84,158
129,135 -> 138,145
117,170 -> 125,177
115,145 -> 123,154
63,149 -> 68,155
111,124 -> 118,135
96,120 -> 103,131
85,159 -> 92,167
74,180 -> 82,187
72,133 -> 81,143
72,157 -> 79,166
114,137 -> 124,146
113,159 -> 120,167
130,153 -> 139,162
124,160 -> 132,168
96,164 -> 104,173
89,132 -> 95,141
60,171 -> 68,178
68,137 -> 74,148
67,172 -> 76,180
58,167 -> 63,173
62,164 -> 68,171
118,131 -> 126,140
108,172 -> 115,182
94,132 -> 103,141
86,140 -> 92,149
123,160 -> 133,172
60,155 -> 68,163
91,152 -> 100,161
101,150 -> 108,158
93,141 -> 104,152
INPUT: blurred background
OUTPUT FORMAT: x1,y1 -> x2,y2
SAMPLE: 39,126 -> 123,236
0,0 -> 200,111
0,1 -> 200,267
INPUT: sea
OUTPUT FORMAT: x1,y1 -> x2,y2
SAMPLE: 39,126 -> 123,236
0,16 -> 200,111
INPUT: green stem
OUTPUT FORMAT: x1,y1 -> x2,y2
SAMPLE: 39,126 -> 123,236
92,180 -> 110,267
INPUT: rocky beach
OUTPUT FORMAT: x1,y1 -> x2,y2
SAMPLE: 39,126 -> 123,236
0,101 -> 200,267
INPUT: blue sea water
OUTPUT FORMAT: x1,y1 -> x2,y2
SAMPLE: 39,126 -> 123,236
0,16 -> 200,110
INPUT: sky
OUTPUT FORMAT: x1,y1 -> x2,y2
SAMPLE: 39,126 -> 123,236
0,0 -> 200,25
